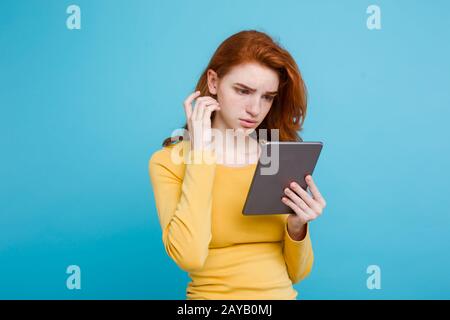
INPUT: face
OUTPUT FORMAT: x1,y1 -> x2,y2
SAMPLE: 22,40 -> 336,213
207,62 -> 279,137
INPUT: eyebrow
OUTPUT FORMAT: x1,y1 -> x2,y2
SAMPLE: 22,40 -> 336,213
233,82 -> 278,95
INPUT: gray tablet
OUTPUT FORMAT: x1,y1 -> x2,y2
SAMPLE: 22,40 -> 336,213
242,141 -> 323,215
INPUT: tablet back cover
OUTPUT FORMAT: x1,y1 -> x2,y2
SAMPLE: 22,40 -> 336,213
242,141 -> 323,215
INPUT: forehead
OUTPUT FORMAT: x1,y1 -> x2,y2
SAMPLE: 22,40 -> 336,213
223,62 -> 279,91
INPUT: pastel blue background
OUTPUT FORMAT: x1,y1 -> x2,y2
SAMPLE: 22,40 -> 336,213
1,0 -> 449,299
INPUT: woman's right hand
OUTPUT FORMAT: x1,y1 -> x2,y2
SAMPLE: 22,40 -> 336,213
183,91 -> 220,151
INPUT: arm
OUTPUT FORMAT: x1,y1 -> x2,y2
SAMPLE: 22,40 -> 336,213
283,221 -> 314,284
281,175 -> 326,284
149,148 -> 217,272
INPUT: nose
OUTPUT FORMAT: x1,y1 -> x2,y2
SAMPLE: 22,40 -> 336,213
245,97 -> 261,117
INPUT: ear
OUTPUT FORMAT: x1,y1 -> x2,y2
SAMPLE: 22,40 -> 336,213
207,69 -> 218,95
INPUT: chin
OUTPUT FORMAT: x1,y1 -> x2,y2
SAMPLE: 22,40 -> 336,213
234,127 -> 255,136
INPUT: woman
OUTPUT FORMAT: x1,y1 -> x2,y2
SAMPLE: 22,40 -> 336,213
149,30 -> 326,299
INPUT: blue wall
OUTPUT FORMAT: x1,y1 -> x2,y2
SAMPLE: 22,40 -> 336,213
1,0 -> 449,299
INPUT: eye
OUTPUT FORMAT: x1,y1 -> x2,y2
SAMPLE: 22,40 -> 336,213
264,95 -> 275,101
236,88 -> 250,95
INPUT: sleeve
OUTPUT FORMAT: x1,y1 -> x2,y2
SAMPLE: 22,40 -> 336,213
148,148 -> 217,272
282,222 -> 314,284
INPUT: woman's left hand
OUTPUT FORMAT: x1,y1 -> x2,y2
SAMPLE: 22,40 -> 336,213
282,174 -> 327,236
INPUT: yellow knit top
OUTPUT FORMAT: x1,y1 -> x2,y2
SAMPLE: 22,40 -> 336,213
148,140 -> 314,300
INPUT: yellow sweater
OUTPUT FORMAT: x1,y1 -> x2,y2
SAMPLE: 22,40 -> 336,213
148,140 -> 314,300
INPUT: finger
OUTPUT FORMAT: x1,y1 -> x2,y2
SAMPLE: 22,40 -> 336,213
284,187 -> 316,217
192,97 -> 213,120
289,181 -> 322,213
203,102 -> 220,120
196,101 -> 207,120
195,96 -> 218,103
194,97 -> 218,120
183,91 -> 201,120
281,197 -> 312,223
194,98 -> 212,120
305,175 -> 326,207
192,97 -> 200,120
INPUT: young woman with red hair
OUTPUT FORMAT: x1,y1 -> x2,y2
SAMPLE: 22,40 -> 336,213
149,30 -> 326,299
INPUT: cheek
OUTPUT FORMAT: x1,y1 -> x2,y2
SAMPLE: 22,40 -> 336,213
219,90 -> 245,112
261,103 -> 273,116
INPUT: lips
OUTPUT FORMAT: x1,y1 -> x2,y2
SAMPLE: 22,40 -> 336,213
239,118 -> 258,128
240,118 -> 257,123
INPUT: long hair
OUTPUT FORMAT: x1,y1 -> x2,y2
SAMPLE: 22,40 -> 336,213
162,29 -> 308,147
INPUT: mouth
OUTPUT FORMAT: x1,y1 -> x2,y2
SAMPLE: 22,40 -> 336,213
239,118 -> 258,128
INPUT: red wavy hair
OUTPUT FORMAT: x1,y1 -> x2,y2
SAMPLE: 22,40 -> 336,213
162,29 -> 307,147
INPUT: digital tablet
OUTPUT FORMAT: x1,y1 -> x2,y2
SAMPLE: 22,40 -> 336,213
242,141 -> 323,215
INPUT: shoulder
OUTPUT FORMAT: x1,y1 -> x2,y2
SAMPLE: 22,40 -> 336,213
149,140 -> 187,164
148,140 -> 189,178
